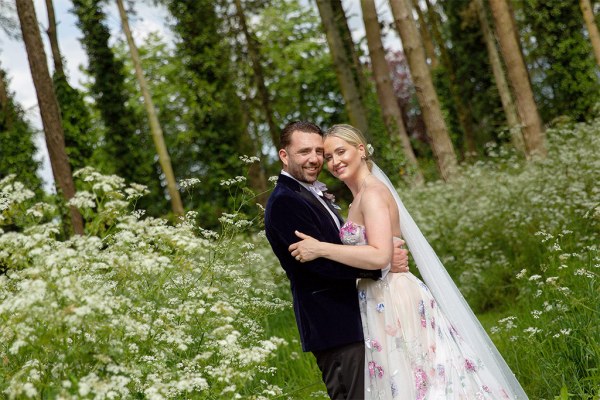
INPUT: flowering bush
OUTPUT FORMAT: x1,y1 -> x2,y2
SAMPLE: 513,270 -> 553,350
0,168 -> 288,399
400,117 -> 600,398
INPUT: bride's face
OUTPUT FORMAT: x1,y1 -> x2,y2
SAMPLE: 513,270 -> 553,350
324,136 -> 365,181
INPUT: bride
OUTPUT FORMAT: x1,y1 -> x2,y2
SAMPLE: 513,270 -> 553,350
288,124 -> 528,399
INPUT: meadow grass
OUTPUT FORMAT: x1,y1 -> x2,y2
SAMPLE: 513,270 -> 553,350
263,117 -> 599,399
0,118 -> 598,399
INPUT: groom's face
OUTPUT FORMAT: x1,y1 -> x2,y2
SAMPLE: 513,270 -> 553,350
279,130 -> 324,183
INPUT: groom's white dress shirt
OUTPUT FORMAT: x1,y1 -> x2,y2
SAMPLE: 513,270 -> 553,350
281,170 -> 341,229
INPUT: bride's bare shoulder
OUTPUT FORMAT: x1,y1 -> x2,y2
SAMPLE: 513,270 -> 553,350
363,178 -> 394,202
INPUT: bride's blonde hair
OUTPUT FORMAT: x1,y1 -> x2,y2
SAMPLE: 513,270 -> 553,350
325,124 -> 373,170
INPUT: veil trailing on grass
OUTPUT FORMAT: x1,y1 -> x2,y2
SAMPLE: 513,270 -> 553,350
372,163 -> 528,399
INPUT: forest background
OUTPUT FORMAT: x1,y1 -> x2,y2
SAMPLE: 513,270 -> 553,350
0,0 -> 599,399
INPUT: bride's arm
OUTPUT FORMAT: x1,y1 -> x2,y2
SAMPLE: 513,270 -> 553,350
289,188 -> 393,270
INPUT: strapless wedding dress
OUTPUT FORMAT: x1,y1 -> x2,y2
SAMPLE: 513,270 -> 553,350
340,220 -> 511,399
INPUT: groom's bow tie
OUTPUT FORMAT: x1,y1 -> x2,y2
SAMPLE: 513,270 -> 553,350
308,180 -> 328,197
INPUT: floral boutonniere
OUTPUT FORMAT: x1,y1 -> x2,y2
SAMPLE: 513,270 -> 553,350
323,192 -> 341,210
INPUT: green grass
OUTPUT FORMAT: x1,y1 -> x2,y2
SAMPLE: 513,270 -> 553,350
262,117 -> 600,399
1,117 -> 598,399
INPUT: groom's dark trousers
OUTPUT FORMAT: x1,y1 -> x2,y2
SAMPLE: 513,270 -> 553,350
313,342 -> 366,399
265,174 -> 381,399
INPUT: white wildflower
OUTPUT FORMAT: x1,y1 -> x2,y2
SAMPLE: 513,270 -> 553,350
9,339 -> 27,355
575,268 -> 594,278
67,191 -> 96,209
22,383 -> 37,398
523,326 -> 542,336
105,199 -> 129,210
179,178 -> 201,189
516,269 -> 527,279
239,155 -> 260,164
220,176 -> 247,186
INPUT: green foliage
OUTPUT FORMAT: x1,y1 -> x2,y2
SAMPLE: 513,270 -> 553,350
250,0 -> 346,129
440,1 -> 507,150
518,0 -> 600,122
400,116 -> 600,397
2,116 -> 599,398
70,0 -> 164,215
52,72 -> 96,172
157,0 -> 249,227
0,72 -> 42,195
0,168 -> 288,398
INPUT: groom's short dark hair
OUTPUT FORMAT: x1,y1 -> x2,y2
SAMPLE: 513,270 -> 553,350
280,121 -> 323,149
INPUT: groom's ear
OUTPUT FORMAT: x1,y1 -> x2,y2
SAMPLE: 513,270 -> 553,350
279,148 -> 288,167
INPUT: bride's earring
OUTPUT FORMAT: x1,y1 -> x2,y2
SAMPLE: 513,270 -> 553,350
361,155 -> 366,160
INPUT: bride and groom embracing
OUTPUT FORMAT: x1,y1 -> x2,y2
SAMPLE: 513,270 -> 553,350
264,121 -> 528,399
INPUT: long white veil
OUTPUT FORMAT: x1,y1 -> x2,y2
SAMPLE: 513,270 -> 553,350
372,163 -> 528,399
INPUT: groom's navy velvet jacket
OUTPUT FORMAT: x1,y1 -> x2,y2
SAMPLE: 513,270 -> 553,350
265,174 -> 381,352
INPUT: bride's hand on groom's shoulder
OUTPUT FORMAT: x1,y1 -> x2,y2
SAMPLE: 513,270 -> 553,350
288,231 -> 322,263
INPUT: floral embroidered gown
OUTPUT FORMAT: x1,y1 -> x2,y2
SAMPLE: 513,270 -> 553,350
340,221 -> 511,400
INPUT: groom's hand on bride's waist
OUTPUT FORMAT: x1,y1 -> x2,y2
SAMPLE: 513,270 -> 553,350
390,238 -> 409,273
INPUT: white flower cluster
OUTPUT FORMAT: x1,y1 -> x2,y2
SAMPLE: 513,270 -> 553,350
0,171 -> 287,399
239,155 -> 260,164
179,178 -> 201,189
220,176 -> 247,186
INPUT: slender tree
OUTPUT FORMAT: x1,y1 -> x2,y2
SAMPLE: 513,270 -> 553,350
242,0 -> 348,134
159,0 -> 250,226
233,0 -> 279,149
424,0 -> 477,157
315,0 -> 370,136
116,0 -> 183,215
15,0 -> 84,234
389,0 -> 458,181
71,0 -> 163,213
473,0 -> 524,152
412,0 -> 438,68
45,0 -> 95,172
579,0 -> 600,67
361,0 -> 423,183
489,0 -> 546,157
44,0 -> 63,75
0,67 -> 13,128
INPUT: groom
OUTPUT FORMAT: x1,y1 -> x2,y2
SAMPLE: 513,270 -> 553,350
265,121 -> 408,399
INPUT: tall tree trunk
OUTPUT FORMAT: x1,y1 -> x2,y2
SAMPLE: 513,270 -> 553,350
316,0 -> 370,136
44,0 -> 64,77
473,0 -> 524,152
489,0 -> 546,157
389,0 -> 458,181
116,0 -> 184,216
361,0 -> 423,184
412,0 -> 438,68
233,0 -> 279,149
0,66 -> 13,128
425,0 -> 477,157
240,103 -> 269,206
15,0 -> 84,235
45,0 -> 95,173
579,0 -> 600,67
